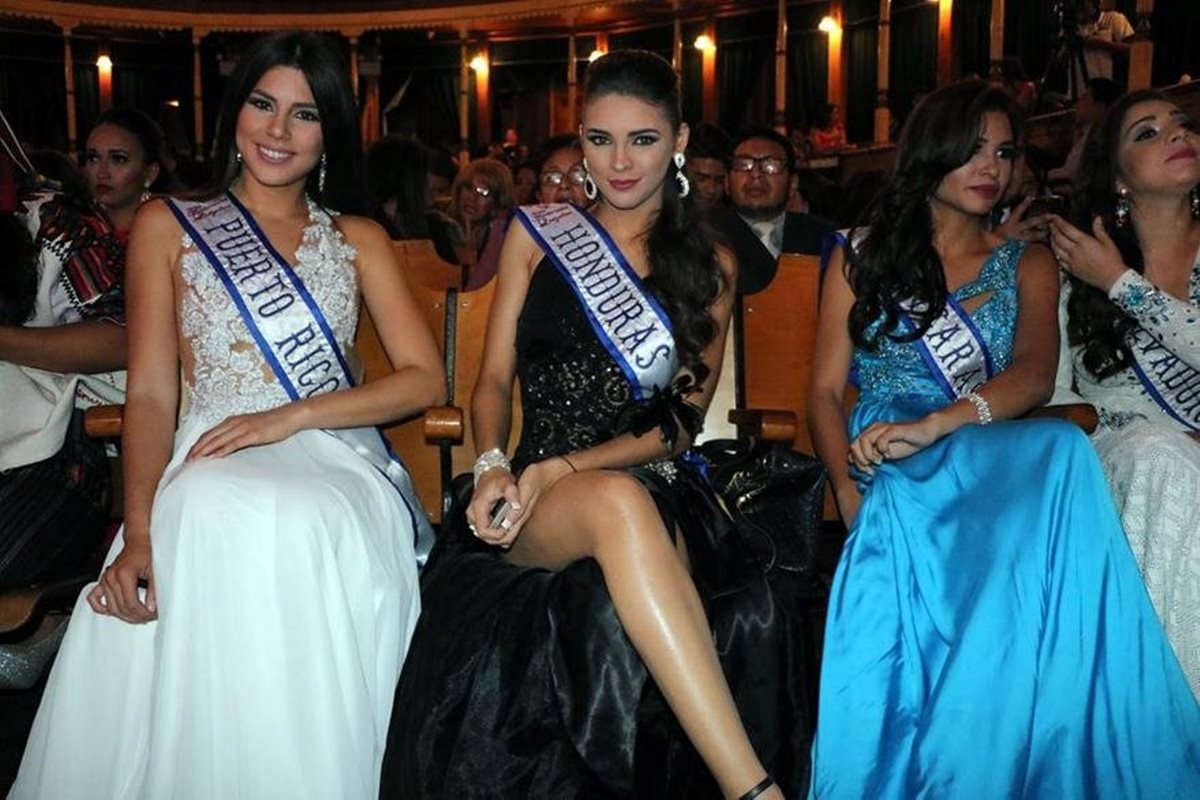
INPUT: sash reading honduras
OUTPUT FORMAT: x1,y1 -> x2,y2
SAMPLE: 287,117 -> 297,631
515,203 -> 677,398
166,193 -> 434,566
1127,327 -> 1200,431
827,229 -> 994,400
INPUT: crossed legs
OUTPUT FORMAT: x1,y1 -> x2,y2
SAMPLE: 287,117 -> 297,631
507,470 -> 782,800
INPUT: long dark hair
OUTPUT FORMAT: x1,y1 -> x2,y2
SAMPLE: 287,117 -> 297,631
204,31 -> 362,213
582,49 -> 723,382
1066,89 -> 1196,379
846,80 -> 1022,348
366,134 -> 431,238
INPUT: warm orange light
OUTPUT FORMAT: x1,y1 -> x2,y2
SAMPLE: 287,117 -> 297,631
588,49 -> 605,63
96,55 -> 113,70
818,17 -> 841,35
165,99 -> 181,108
469,54 -> 488,73
693,34 -> 715,52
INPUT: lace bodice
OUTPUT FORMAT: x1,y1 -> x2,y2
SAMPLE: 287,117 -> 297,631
853,239 -> 1024,406
176,199 -> 359,425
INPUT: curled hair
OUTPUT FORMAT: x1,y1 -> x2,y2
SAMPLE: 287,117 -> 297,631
846,80 -> 1022,348
1066,89 -> 1187,379
204,31 -> 362,213
87,108 -> 170,193
582,49 -> 724,382
451,158 -> 514,221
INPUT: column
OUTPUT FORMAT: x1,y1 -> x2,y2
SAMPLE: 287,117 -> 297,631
192,30 -> 205,161
97,45 -> 113,112
773,0 -> 788,133
937,0 -> 954,86
988,0 -> 1005,80
567,32 -> 577,131
349,35 -> 360,96
458,37 -> 470,153
874,0 -> 892,144
62,26 -> 77,153
1127,0 -> 1154,91
359,41 -> 382,148
824,3 -> 846,115
699,23 -> 717,124
472,45 -> 491,146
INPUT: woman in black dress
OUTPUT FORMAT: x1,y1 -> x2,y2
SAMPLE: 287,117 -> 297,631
381,51 -> 808,800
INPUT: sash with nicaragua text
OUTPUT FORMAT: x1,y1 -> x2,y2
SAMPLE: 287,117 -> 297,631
166,193 -> 434,566
826,228 -> 994,400
902,296 -> 996,401
515,203 -> 677,398
1127,327 -> 1200,431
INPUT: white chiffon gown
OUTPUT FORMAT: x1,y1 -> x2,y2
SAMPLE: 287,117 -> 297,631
9,203 -> 422,799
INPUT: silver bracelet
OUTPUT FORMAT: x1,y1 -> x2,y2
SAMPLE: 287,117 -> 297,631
964,392 -> 993,425
473,448 -> 511,485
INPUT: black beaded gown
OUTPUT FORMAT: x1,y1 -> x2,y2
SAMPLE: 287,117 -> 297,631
380,258 -> 819,799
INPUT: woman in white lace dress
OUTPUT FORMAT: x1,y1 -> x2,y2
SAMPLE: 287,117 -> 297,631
10,32 -> 444,799
1049,89 -> 1200,697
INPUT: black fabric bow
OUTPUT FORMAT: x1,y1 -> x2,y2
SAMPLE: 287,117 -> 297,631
614,374 -> 705,451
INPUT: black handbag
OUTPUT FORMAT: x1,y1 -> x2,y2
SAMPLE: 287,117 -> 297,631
697,439 -> 827,579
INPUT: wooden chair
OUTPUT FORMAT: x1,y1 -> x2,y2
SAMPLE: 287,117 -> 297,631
393,239 -> 464,292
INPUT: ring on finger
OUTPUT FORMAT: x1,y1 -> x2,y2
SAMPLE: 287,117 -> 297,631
500,518 -> 513,531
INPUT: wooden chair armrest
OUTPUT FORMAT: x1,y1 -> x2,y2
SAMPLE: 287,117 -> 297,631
84,404 -> 124,439
423,405 -> 464,444
728,408 -> 799,443
1023,402 -> 1099,434
0,576 -> 92,637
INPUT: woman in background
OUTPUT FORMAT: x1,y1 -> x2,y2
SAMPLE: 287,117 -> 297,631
81,108 -> 167,238
451,157 -> 513,288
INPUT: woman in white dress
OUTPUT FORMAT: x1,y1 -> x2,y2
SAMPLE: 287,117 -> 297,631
10,31 -> 444,799
1049,89 -> 1200,697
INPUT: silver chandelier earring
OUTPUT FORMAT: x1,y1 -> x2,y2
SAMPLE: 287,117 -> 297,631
1191,186 -> 1200,219
317,154 -> 327,195
582,158 -> 598,201
1115,186 -> 1131,227
673,151 -> 690,198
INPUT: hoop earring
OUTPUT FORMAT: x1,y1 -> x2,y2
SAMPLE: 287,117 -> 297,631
1115,187 -> 1131,227
673,151 -> 690,198
582,158 -> 598,201
317,154 -> 327,195
1191,186 -> 1200,219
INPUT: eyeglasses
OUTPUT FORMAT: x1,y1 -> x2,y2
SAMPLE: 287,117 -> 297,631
729,155 -> 787,175
468,184 -> 493,198
540,165 -> 587,187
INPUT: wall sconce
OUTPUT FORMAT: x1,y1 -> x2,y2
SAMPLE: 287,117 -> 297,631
818,17 -> 842,35
96,54 -> 113,70
588,49 -> 605,63
693,34 -> 715,52
164,99 -> 181,108
469,54 -> 488,73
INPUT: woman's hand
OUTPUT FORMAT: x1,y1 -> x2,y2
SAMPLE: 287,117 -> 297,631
848,414 -> 946,475
87,535 -> 157,623
186,405 -> 302,460
467,466 -> 523,547
1048,214 -> 1128,292
994,196 -> 1051,242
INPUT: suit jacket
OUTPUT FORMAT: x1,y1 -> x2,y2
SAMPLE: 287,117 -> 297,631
717,208 -> 835,295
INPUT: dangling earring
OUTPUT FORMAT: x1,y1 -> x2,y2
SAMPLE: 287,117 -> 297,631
582,158 -> 598,201
234,150 -> 243,174
1115,186 -> 1131,227
140,181 -> 152,204
1191,186 -> 1200,219
673,151 -> 690,198
317,154 -> 327,195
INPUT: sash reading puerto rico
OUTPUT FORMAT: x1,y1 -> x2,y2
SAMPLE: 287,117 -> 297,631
515,203 -> 677,398
1127,327 -> 1200,431
166,192 -> 435,566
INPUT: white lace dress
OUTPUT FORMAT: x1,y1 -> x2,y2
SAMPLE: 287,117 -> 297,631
1053,249 -> 1200,698
10,201 -> 422,799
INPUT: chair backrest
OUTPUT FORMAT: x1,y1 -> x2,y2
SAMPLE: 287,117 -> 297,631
354,280 -> 450,521
739,253 -> 823,456
444,280 -> 523,483
393,239 -> 463,291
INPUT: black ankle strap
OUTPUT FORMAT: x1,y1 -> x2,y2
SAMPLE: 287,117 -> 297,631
738,776 -> 775,800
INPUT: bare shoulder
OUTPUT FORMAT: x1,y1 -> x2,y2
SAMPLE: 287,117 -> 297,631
1015,240 -> 1058,283
131,197 -> 183,238
330,213 -> 391,253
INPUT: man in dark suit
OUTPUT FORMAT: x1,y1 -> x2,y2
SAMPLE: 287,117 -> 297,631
718,127 -> 834,295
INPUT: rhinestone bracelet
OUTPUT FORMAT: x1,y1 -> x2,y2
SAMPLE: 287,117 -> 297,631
473,448 -> 511,486
964,392 -> 993,426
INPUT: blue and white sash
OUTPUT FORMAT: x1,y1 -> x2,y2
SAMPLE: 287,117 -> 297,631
167,193 -> 434,566
1127,327 -> 1200,431
903,296 -> 996,401
515,203 -> 677,398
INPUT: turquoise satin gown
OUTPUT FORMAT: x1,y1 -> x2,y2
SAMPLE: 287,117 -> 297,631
809,240 -> 1200,798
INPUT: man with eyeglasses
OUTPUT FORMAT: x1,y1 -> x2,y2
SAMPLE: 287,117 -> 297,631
719,127 -> 834,295
534,133 -> 588,208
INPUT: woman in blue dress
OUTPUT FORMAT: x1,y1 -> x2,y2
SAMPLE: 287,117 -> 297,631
807,80 -> 1200,798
